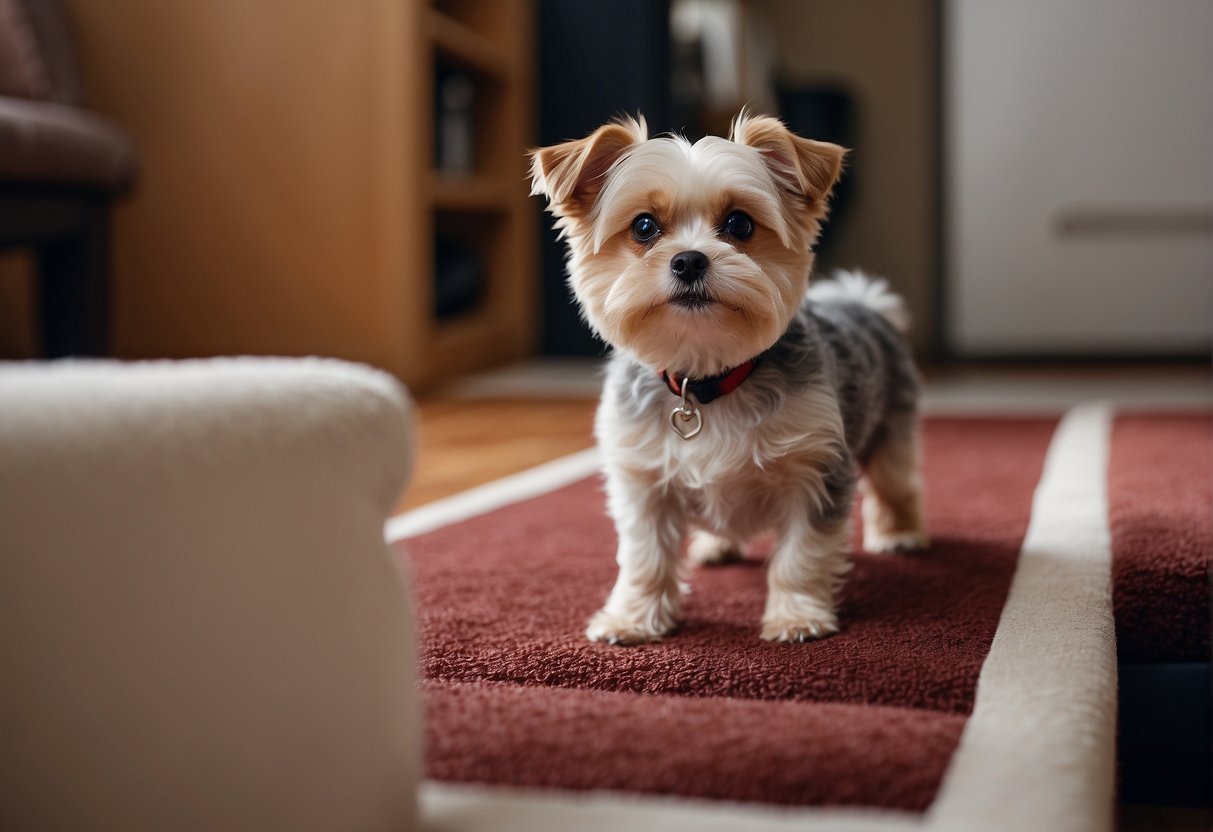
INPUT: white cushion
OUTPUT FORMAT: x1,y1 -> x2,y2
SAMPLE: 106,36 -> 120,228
0,358 -> 419,831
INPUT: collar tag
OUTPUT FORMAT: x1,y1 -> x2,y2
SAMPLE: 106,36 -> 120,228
669,376 -> 703,440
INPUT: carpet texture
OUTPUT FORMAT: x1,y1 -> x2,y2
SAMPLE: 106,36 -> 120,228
424,679 -> 965,810
1110,413 -> 1213,662
399,417 -> 1059,809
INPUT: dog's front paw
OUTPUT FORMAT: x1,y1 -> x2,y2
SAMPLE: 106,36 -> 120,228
760,606 -> 840,643
586,607 -> 673,645
864,529 -> 929,554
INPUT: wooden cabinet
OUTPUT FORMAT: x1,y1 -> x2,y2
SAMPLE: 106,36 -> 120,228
69,0 -> 536,390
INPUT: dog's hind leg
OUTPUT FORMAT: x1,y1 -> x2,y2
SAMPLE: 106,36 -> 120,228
861,413 -> 928,553
687,528 -> 743,567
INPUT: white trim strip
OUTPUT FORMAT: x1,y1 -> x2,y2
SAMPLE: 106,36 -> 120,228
385,448 -> 602,542
420,781 -> 919,832
924,403 -> 1117,832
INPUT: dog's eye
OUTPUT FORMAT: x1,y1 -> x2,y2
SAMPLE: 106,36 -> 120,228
631,214 -> 660,243
722,211 -> 754,240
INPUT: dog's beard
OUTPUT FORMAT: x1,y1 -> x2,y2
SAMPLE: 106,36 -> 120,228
669,283 -> 715,311
568,246 -> 808,376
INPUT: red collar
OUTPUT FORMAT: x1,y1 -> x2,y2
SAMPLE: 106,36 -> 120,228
660,357 -> 763,405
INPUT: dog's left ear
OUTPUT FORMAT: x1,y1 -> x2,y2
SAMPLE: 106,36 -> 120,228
731,112 -> 847,215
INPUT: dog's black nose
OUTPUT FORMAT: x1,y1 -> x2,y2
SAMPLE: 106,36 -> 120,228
670,250 -> 708,283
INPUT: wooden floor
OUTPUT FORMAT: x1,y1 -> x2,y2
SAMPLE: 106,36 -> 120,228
394,360 -> 1212,514
396,396 -> 597,511
396,360 -> 1213,513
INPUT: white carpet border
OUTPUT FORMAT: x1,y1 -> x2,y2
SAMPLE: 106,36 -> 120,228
387,406 -> 1118,832
385,447 -> 601,542
925,403 -> 1117,832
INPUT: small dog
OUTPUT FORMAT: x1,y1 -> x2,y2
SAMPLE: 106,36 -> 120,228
529,112 -> 927,645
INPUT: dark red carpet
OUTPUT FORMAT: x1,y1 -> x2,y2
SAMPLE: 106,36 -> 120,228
1110,413 -> 1213,662
397,417 -> 1060,810
397,412 -> 1211,809
423,679 -> 966,810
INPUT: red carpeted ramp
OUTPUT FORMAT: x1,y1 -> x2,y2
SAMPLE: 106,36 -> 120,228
392,407 -> 1210,830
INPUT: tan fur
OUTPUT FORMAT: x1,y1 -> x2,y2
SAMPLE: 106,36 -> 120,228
861,419 -> 929,553
730,110 -> 848,219
529,116 -> 648,218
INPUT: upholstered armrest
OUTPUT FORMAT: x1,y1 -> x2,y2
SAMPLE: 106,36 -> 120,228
0,96 -> 137,191
0,358 -> 418,831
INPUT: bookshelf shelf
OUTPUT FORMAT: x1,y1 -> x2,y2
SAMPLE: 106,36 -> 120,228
430,174 -> 511,211
428,10 -> 511,78
419,0 -> 536,387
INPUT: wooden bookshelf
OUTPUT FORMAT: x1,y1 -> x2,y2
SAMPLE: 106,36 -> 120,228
419,0 -> 537,385
428,10 -> 511,77
68,0 -> 536,391
430,175 -> 511,211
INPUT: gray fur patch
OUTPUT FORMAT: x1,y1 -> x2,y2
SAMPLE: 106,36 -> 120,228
605,290 -> 920,469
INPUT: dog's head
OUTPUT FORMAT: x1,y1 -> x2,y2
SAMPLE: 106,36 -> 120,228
529,112 -> 846,376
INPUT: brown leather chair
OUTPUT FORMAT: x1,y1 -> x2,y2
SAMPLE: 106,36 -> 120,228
0,0 -> 136,357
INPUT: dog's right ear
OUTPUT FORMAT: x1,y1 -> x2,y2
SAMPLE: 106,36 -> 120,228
529,115 -> 647,216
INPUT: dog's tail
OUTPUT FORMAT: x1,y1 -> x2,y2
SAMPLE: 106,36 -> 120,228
807,269 -> 911,334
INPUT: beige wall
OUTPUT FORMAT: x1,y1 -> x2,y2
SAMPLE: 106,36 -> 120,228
760,0 -> 938,354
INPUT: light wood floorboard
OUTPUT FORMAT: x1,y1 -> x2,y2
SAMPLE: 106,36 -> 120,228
397,397 -> 597,511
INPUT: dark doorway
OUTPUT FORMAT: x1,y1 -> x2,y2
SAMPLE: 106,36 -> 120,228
535,0 -> 673,356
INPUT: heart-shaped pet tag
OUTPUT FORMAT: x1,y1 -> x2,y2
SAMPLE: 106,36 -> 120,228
669,405 -> 702,440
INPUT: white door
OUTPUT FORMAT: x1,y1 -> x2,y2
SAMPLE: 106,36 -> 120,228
946,0 -> 1213,356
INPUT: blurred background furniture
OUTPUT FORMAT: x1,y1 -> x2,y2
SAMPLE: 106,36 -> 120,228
64,0 -> 535,391
536,0 -> 672,356
0,358 -> 418,831
536,0 -> 939,358
945,0 -> 1213,358
0,0 -> 136,357
10,2 -> 1202,374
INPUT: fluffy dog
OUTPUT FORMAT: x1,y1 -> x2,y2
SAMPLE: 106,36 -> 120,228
529,112 -> 927,645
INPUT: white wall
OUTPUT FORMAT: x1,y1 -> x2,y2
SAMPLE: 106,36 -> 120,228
946,0 -> 1213,356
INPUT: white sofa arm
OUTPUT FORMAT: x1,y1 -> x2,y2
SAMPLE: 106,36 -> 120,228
0,358 -> 419,831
